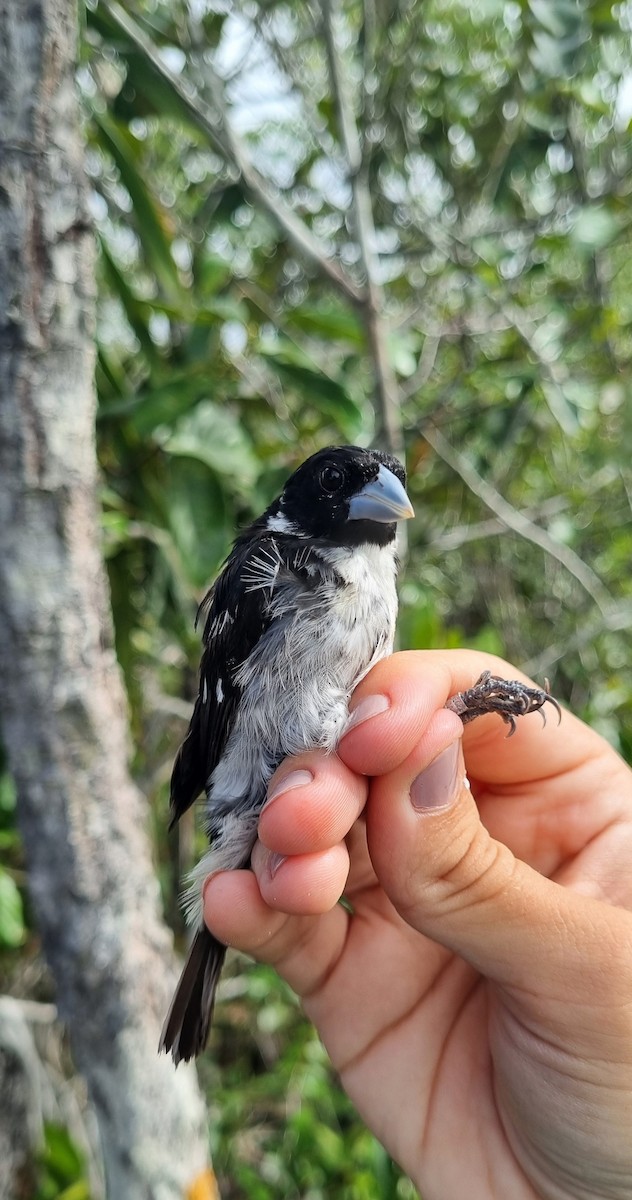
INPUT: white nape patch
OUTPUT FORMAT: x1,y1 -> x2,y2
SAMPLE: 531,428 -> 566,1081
216,678 -> 224,703
202,678 -> 208,704
266,512 -> 300,535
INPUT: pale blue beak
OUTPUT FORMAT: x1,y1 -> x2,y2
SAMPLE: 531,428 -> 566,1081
347,464 -> 414,523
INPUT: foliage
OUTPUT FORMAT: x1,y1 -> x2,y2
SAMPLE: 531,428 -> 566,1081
0,761 -> 25,950
17,0 -> 628,1192
205,963 -> 417,1199
35,1123 -> 91,1200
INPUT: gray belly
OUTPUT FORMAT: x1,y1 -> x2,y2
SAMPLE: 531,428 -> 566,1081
183,544 -> 398,924
209,567 -> 396,817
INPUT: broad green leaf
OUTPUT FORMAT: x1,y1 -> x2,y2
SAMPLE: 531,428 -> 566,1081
166,458 -> 229,587
112,51 -> 207,132
260,346 -> 363,438
99,370 -> 216,433
288,304 -> 364,345
86,6 -> 210,135
39,1122 -> 86,1188
166,402 -> 260,492
0,770 -> 16,814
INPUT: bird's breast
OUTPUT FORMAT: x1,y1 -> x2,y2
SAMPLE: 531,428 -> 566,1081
207,541 -> 398,815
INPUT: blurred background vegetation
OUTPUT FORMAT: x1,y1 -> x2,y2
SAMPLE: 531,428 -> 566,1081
2,0 -> 632,1194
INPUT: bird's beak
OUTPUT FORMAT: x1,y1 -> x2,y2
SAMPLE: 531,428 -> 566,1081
347,464 -> 414,523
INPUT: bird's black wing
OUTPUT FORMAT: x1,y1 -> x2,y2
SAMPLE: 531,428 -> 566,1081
169,532 -> 317,828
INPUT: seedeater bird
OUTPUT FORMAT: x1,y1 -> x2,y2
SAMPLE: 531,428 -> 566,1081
160,445 -> 558,1064
160,445 -> 415,1064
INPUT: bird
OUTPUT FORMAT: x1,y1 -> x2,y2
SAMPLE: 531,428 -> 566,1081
160,445 -> 415,1064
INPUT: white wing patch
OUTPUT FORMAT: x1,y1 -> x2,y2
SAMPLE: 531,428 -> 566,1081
242,544 -> 282,593
216,678 -> 224,703
292,544 -> 317,574
207,609 -> 234,641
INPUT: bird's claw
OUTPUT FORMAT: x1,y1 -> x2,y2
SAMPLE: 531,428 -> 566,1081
445,670 -> 561,737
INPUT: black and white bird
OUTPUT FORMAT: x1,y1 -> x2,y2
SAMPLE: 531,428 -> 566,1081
160,445 -> 415,1064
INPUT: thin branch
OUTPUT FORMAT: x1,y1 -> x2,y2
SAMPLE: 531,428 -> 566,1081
522,603 -> 632,677
401,334 -> 441,401
244,1 -> 336,167
428,495 -> 569,554
322,0 -> 404,456
422,422 -> 613,614
100,0 -> 364,306
565,102 -> 618,373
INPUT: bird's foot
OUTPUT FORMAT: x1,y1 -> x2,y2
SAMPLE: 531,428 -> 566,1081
445,670 -> 561,737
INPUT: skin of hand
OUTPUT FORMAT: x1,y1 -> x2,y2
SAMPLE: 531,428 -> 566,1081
202,650 -> 632,1200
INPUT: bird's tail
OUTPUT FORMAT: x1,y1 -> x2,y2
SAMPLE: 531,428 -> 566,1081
159,926 -> 227,1065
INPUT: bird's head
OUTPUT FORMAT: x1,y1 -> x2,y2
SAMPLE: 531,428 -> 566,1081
266,446 -> 414,547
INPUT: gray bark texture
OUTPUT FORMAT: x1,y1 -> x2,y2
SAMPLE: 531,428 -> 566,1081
0,2 -> 216,1196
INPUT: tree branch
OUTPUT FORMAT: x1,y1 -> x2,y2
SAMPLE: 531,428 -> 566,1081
522,602 -> 632,677
422,423 -> 613,613
100,0 -> 365,307
322,0 -> 404,456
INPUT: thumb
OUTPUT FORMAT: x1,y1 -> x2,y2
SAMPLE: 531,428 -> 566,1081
366,735 -> 625,1004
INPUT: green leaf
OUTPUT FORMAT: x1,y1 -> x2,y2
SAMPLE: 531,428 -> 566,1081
0,867 -> 25,948
113,50 -> 206,131
260,344 -> 363,438
38,1122 -> 85,1188
91,111 -> 182,299
165,402 -> 260,493
99,239 -> 159,363
166,458 -> 229,587
0,770 -> 16,815
86,6 -> 207,134
288,304 -> 364,346
98,370 -> 215,433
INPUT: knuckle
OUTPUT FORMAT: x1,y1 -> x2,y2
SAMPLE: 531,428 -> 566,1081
403,823 -> 517,921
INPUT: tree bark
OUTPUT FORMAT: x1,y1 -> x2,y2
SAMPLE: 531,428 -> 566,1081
0,2 -> 215,1196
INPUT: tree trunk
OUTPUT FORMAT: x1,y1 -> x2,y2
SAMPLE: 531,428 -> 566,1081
0,2 -> 215,1196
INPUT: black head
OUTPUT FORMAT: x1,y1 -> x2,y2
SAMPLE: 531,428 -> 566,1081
265,445 -> 414,547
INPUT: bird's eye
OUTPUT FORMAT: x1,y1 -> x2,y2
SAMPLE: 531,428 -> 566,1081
319,465 -> 344,494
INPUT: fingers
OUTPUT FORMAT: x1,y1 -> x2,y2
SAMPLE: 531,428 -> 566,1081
365,732 -> 632,1031
339,649 -> 601,786
202,750 -> 365,998
259,751 -> 368,855
250,839 -> 350,915
202,867 -> 351,1000
200,648 -> 632,1029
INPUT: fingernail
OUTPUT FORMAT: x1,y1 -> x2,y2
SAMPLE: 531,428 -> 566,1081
344,694 -> 390,734
410,742 -> 462,811
267,852 -> 286,879
264,768 -> 313,810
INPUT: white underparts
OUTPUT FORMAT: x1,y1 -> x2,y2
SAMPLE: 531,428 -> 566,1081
184,539 -> 399,928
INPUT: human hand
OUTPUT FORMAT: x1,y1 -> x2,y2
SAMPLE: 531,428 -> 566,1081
203,650 -> 632,1200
